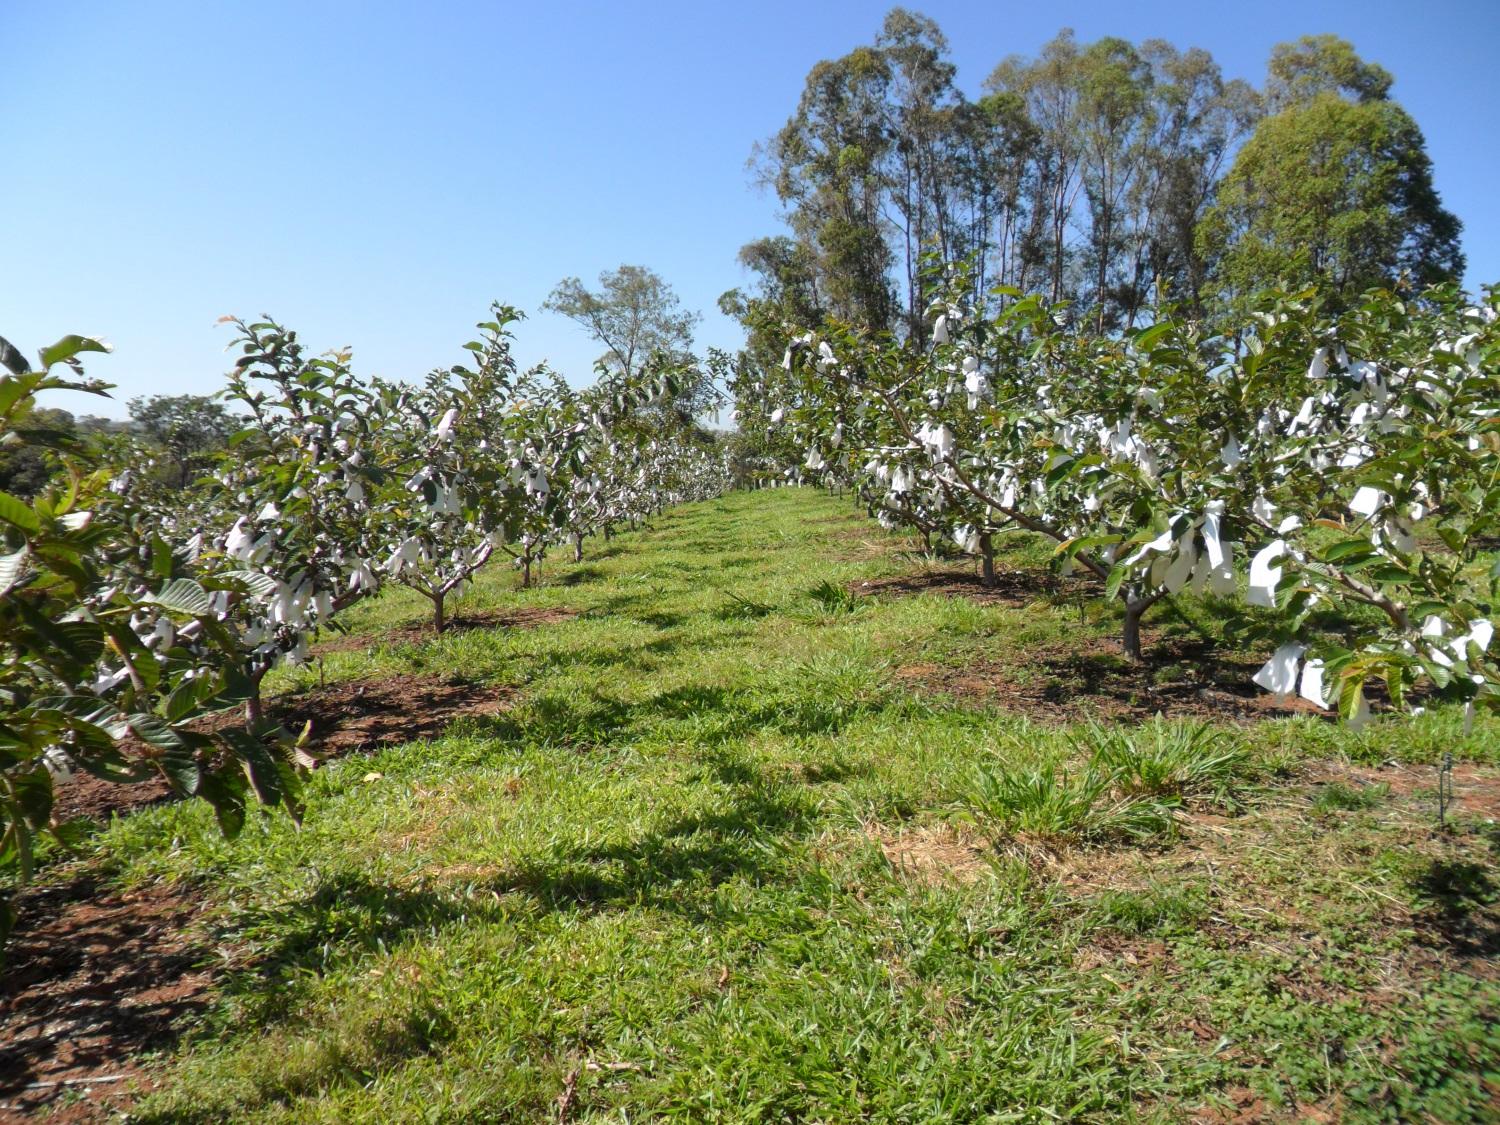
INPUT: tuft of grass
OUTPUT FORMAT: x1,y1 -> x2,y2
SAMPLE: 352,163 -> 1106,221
1083,719 -> 1249,801
958,721 -> 1253,849
1311,780 -> 1389,814
717,591 -> 775,619
1087,881 -> 1210,935
959,759 -> 1178,847
806,578 -> 864,616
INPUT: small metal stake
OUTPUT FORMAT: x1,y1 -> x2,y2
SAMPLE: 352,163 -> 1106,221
1438,751 -> 1454,830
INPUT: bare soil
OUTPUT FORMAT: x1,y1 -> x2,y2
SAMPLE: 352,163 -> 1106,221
852,565 -> 1097,608
894,636 -> 1324,723
51,675 -> 515,827
0,876 -> 210,1122
859,566 -> 1334,723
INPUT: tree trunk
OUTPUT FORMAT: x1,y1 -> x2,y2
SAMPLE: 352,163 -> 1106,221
1122,595 -> 1150,662
573,535 -> 583,563
980,534 -> 996,588
603,522 -> 614,541
432,591 -> 446,634
522,556 -> 532,589
245,667 -> 268,731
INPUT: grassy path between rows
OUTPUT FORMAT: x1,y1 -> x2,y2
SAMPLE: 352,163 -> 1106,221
14,489 -> 1500,1121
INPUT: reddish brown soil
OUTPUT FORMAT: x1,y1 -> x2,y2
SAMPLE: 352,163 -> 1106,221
1310,760 -> 1500,823
860,566 -> 1333,723
0,876 -> 210,1122
51,675 -> 515,827
852,566 -> 1098,608
894,635 -> 1326,723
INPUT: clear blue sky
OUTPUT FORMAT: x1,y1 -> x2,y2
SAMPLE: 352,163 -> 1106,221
6,0 -> 1497,419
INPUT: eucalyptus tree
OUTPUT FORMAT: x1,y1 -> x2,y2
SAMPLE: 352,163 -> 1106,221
985,30 -> 1086,309
543,265 -> 712,418
1119,42 -> 1260,321
543,265 -> 698,377
1262,33 -> 1394,112
754,40 -> 898,331
871,8 -> 969,338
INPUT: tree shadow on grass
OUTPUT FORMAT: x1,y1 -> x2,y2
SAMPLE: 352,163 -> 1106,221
471,681 -> 879,752
557,565 -> 606,587
1410,858 -> 1500,958
637,611 -> 686,630
216,874 -> 503,993
486,776 -> 815,923
219,751 -> 817,1005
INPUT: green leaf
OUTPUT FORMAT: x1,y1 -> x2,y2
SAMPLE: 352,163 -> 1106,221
1322,538 -> 1377,564
220,569 -> 279,597
155,740 -> 202,797
1419,657 -> 1452,690
74,747 -> 153,785
0,374 -> 35,413
1104,560 -> 1128,601
1131,323 -> 1173,352
1338,673 -> 1366,725
127,713 -> 186,751
0,491 -> 40,533
148,577 -> 213,616
163,677 -> 210,723
197,769 -> 247,838
38,335 -> 111,370
11,767 -> 55,830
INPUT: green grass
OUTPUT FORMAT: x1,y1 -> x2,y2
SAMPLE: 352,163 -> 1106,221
32,489 -> 1500,1122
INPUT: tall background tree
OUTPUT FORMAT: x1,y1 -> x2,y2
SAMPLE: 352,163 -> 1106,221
1197,35 -> 1463,306
732,13 -> 1459,350
128,393 -> 238,486
543,264 -> 714,419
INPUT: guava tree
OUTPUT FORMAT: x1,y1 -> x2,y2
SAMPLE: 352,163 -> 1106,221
208,317 -> 389,724
371,307 -> 531,631
0,338 -> 302,946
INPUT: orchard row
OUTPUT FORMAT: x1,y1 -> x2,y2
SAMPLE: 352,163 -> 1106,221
0,306 -> 729,935
743,277 -> 1499,727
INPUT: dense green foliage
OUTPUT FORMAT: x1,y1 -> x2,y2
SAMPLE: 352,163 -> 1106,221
746,276 -> 1500,724
1201,94 -> 1463,305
